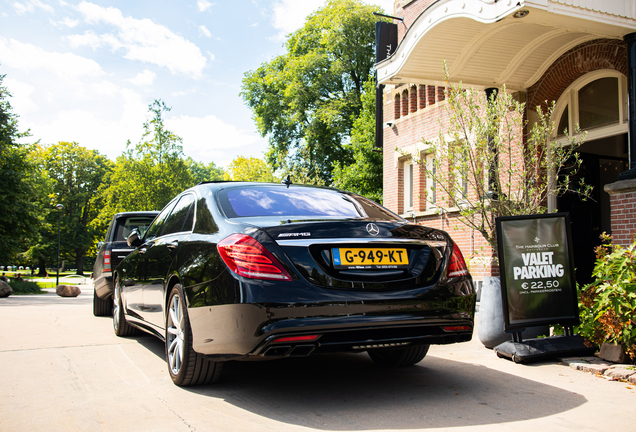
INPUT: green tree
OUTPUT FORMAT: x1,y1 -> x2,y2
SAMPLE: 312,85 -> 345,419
97,99 -> 194,224
241,0 -> 387,184
0,72 -> 42,265
186,157 -> 225,184
36,141 -> 113,274
332,76 -> 382,202
224,156 -> 275,182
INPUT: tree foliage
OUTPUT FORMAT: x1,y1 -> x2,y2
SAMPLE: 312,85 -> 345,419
0,73 -> 42,265
96,100 -> 194,229
332,76 -> 383,202
185,157 -> 225,184
35,141 -> 113,274
241,0 -> 386,184
224,156 -> 275,182
403,69 -> 590,251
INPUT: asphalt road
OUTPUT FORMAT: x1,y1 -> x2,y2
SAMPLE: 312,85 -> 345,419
1,285 -> 634,432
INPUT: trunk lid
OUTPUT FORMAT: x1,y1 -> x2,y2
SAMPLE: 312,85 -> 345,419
261,220 -> 449,290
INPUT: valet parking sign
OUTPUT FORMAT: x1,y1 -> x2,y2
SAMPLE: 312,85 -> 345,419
496,213 -> 580,331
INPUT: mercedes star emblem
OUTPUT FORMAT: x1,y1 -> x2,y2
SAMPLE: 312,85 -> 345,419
366,223 -> 380,236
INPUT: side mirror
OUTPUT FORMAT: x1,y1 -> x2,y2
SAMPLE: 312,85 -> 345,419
126,228 -> 143,248
97,241 -> 105,250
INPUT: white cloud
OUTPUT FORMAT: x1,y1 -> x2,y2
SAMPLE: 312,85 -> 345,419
50,16 -> 80,28
3,78 -> 38,114
21,88 -> 148,158
207,51 -> 215,61
166,114 -> 266,166
0,37 -> 105,79
270,0 -> 396,41
199,25 -> 212,38
270,0 -> 323,41
89,80 -> 120,96
69,1 -> 207,77
126,69 -> 156,86
197,0 -> 214,12
13,0 -> 54,15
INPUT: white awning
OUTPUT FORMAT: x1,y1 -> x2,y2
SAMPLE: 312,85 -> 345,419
376,0 -> 636,91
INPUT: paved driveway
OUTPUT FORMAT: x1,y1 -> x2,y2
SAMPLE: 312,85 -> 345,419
1,286 -> 634,432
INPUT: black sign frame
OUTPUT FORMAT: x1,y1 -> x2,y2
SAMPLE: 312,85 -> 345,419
496,213 -> 579,332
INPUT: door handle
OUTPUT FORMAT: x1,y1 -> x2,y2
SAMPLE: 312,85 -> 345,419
139,248 -> 147,254
167,239 -> 179,250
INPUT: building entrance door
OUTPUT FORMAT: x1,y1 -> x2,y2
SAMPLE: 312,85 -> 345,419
556,134 -> 629,285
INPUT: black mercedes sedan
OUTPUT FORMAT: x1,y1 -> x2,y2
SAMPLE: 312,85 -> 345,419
113,181 -> 475,386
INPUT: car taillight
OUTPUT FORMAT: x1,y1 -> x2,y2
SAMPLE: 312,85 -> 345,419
103,250 -> 111,272
217,234 -> 292,281
447,241 -> 469,278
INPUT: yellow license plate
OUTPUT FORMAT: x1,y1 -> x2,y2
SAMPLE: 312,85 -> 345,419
332,248 -> 409,269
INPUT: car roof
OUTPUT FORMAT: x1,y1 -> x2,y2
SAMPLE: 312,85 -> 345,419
114,210 -> 160,218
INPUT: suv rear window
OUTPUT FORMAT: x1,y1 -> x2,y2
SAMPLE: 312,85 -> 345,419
114,216 -> 156,242
218,185 -> 401,221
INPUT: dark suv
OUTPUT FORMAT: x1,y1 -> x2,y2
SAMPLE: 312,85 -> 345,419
92,211 -> 158,316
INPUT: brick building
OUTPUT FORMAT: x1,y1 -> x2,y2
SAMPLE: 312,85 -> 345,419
375,0 -> 636,286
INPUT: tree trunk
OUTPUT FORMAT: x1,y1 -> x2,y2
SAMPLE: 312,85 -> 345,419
37,257 -> 47,276
75,248 -> 84,275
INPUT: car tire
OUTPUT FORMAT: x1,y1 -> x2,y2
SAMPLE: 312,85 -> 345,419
113,276 -> 138,336
93,289 -> 112,316
166,284 -> 223,386
367,344 -> 430,367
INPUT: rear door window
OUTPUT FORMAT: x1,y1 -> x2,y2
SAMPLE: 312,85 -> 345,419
162,194 -> 196,236
145,201 -> 177,241
114,216 -> 157,242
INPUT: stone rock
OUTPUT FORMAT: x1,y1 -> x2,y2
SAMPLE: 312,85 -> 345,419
0,280 -> 12,298
568,361 -> 612,375
630,374 -> 636,385
560,356 -> 607,367
604,366 -> 636,381
598,342 -> 629,364
56,285 -> 81,297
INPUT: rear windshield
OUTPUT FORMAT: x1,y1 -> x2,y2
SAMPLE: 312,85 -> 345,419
218,185 -> 401,221
114,216 -> 156,242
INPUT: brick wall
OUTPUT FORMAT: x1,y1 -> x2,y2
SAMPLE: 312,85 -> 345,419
393,0 -> 437,42
382,83 -> 502,278
527,39 -> 626,113
606,180 -> 636,247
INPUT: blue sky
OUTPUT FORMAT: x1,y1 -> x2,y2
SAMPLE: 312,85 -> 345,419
0,0 -> 394,168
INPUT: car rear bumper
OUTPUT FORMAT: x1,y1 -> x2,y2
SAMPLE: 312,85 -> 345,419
188,293 -> 476,359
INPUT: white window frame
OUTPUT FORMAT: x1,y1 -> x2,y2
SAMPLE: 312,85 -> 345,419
425,153 -> 437,210
403,160 -> 414,213
552,69 -> 628,143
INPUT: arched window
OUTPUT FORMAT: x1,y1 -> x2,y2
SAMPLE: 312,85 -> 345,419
553,70 -> 628,140
394,93 -> 401,120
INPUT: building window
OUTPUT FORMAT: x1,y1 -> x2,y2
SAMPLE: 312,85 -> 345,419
404,160 -> 414,213
425,154 -> 436,210
554,71 -> 627,140
578,77 -> 619,130
402,89 -> 409,117
394,93 -> 401,119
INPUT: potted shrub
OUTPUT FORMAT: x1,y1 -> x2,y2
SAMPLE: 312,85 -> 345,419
579,233 -> 636,363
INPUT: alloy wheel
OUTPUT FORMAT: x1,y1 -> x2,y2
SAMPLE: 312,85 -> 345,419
167,293 -> 185,376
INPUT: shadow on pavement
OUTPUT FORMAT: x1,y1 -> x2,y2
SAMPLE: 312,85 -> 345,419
180,352 -> 586,430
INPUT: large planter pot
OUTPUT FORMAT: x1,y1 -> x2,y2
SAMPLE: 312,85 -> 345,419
478,276 -> 550,349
